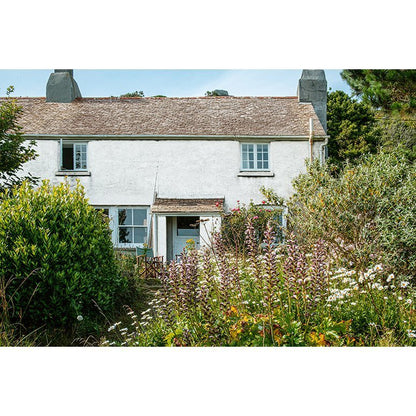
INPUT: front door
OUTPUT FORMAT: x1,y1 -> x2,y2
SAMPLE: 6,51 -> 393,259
173,216 -> 200,259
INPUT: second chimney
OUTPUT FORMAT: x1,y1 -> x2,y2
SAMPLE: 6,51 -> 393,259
298,70 -> 327,133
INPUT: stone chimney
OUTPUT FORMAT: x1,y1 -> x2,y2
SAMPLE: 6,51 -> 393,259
46,69 -> 82,102
297,70 -> 327,133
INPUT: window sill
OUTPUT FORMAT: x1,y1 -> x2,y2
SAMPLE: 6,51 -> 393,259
238,171 -> 275,177
55,171 -> 91,177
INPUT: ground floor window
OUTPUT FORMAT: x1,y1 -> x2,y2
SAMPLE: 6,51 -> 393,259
118,208 -> 148,244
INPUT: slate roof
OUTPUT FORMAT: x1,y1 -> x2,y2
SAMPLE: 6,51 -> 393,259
151,198 -> 224,214
4,96 -> 326,137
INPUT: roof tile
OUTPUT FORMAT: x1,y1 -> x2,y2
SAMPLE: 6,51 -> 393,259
3,96 -> 326,137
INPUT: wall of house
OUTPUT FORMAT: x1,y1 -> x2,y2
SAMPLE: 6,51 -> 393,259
21,138 -> 325,210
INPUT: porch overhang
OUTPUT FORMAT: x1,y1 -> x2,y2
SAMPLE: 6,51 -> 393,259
151,197 -> 224,215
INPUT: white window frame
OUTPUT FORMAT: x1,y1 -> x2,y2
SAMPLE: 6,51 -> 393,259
240,142 -> 270,171
94,206 -> 150,248
60,139 -> 88,171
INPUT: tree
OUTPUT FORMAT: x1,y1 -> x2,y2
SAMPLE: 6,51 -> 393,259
342,70 -> 416,158
326,90 -> 381,168
0,86 -> 37,192
120,90 -> 144,97
341,70 -> 416,116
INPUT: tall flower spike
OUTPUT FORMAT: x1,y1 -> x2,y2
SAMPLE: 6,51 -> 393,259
261,220 -> 279,309
245,217 -> 262,284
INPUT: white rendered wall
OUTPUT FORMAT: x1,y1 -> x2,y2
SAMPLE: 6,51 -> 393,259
155,215 -> 167,258
199,216 -> 221,248
21,138 -> 324,210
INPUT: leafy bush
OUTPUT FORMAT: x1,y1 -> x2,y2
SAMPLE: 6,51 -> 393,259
287,149 -> 416,279
0,180 -> 126,332
377,119 -> 416,161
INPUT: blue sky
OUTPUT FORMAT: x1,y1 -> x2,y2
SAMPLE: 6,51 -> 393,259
0,69 -> 351,98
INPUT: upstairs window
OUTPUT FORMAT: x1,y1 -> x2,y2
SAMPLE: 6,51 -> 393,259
61,141 -> 88,171
241,143 -> 269,171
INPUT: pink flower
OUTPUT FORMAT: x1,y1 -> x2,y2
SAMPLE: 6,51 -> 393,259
253,216 -> 259,220
262,200 -> 266,204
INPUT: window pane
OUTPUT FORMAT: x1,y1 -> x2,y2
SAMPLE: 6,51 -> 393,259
119,209 -> 133,225
75,144 -> 87,170
257,149 -> 263,162
177,228 -> 199,237
133,227 -> 147,244
119,227 -> 133,243
62,144 -> 73,170
257,144 -> 269,170
177,216 -> 199,236
133,209 -> 147,226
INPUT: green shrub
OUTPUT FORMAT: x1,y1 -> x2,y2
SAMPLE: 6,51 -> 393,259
287,149 -> 416,278
0,180 -> 126,332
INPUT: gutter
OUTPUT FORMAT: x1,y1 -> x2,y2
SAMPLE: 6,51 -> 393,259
320,136 -> 329,164
309,118 -> 314,162
23,134 -> 329,142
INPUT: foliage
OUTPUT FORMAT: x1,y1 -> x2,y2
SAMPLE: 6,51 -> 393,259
376,118 -> 416,161
341,70 -> 416,116
114,251 -> 160,312
0,180 -> 126,333
326,90 -> 381,168
0,86 -> 38,192
101,222 -> 416,347
220,187 -> 284,253
287,149 -> 416,278
120,90 -> 144,98
205,90 -> 228,97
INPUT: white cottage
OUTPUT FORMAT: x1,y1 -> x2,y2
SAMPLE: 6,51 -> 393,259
12,70 -> 328,261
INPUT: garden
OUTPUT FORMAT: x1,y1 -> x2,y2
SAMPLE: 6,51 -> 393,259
99,150 -> 416,347
1,148 -> 415,347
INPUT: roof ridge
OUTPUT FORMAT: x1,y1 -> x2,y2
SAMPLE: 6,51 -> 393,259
2,96 -> 299,101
